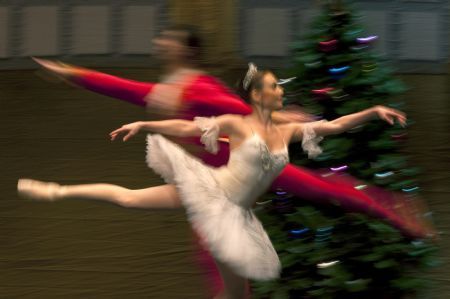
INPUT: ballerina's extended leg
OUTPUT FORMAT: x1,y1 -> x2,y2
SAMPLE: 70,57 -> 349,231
17,179 -> 182,209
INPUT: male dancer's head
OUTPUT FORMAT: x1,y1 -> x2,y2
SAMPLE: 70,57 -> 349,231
152,25 -> 202,72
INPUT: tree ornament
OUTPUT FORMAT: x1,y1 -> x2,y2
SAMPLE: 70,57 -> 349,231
357,35 -> 378,44
319,39 -> 338,52
272,189 -> 295,214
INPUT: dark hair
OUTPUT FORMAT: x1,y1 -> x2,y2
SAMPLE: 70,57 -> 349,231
236,69 -> 272,104
165,24 -> 202,61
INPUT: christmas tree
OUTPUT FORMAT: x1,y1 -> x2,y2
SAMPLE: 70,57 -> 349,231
252,1 -> 438,298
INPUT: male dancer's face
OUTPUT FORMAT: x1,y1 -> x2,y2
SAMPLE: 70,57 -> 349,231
152,30 -> 191,63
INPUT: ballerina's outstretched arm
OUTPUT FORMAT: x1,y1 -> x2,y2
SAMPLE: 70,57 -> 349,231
275,105 -> 434,238
284,105 -> 406,144
109,114 -> 238,143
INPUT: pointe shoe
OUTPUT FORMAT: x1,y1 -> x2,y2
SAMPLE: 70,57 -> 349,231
17,179 -> 62,201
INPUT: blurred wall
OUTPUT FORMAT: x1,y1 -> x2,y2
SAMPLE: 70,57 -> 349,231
0,0 -> 168,69
239,0 -> 449,72
0,0 -> 448,72
169,0 -> 239,65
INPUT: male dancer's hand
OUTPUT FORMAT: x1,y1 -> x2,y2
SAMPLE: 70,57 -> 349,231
32,57 -> 85,79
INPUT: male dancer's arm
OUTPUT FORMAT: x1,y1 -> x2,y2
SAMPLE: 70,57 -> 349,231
71,69 -> 152,107
33,58 -> 152,106
74,71 -> 256,119
33,58 -> 311,123
272,164 -> 434,239
34,59 -> 253,118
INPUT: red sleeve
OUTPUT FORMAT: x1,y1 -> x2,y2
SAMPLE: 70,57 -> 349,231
182,75 -> 252,117
272,164 -> 431,239
71,69 -> 154,107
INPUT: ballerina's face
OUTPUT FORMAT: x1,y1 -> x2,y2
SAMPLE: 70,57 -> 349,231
252,72 -> 284,111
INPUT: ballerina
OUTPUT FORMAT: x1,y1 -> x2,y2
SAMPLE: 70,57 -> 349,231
20,65 -> 413,299
107,66 -> 414,298
28,27 -> 431,239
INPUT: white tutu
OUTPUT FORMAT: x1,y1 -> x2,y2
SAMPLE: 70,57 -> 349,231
145,117 -> 325,280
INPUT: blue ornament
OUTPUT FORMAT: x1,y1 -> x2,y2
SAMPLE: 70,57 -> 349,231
289,227 -> 311,239
329,66 -> 350,74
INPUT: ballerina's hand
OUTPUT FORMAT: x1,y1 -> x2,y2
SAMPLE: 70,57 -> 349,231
375,105 -> 407,127
110,122 -> 143,142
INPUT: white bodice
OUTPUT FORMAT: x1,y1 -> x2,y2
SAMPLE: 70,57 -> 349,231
194,116 -> 326,209
214,134 -> 289,208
